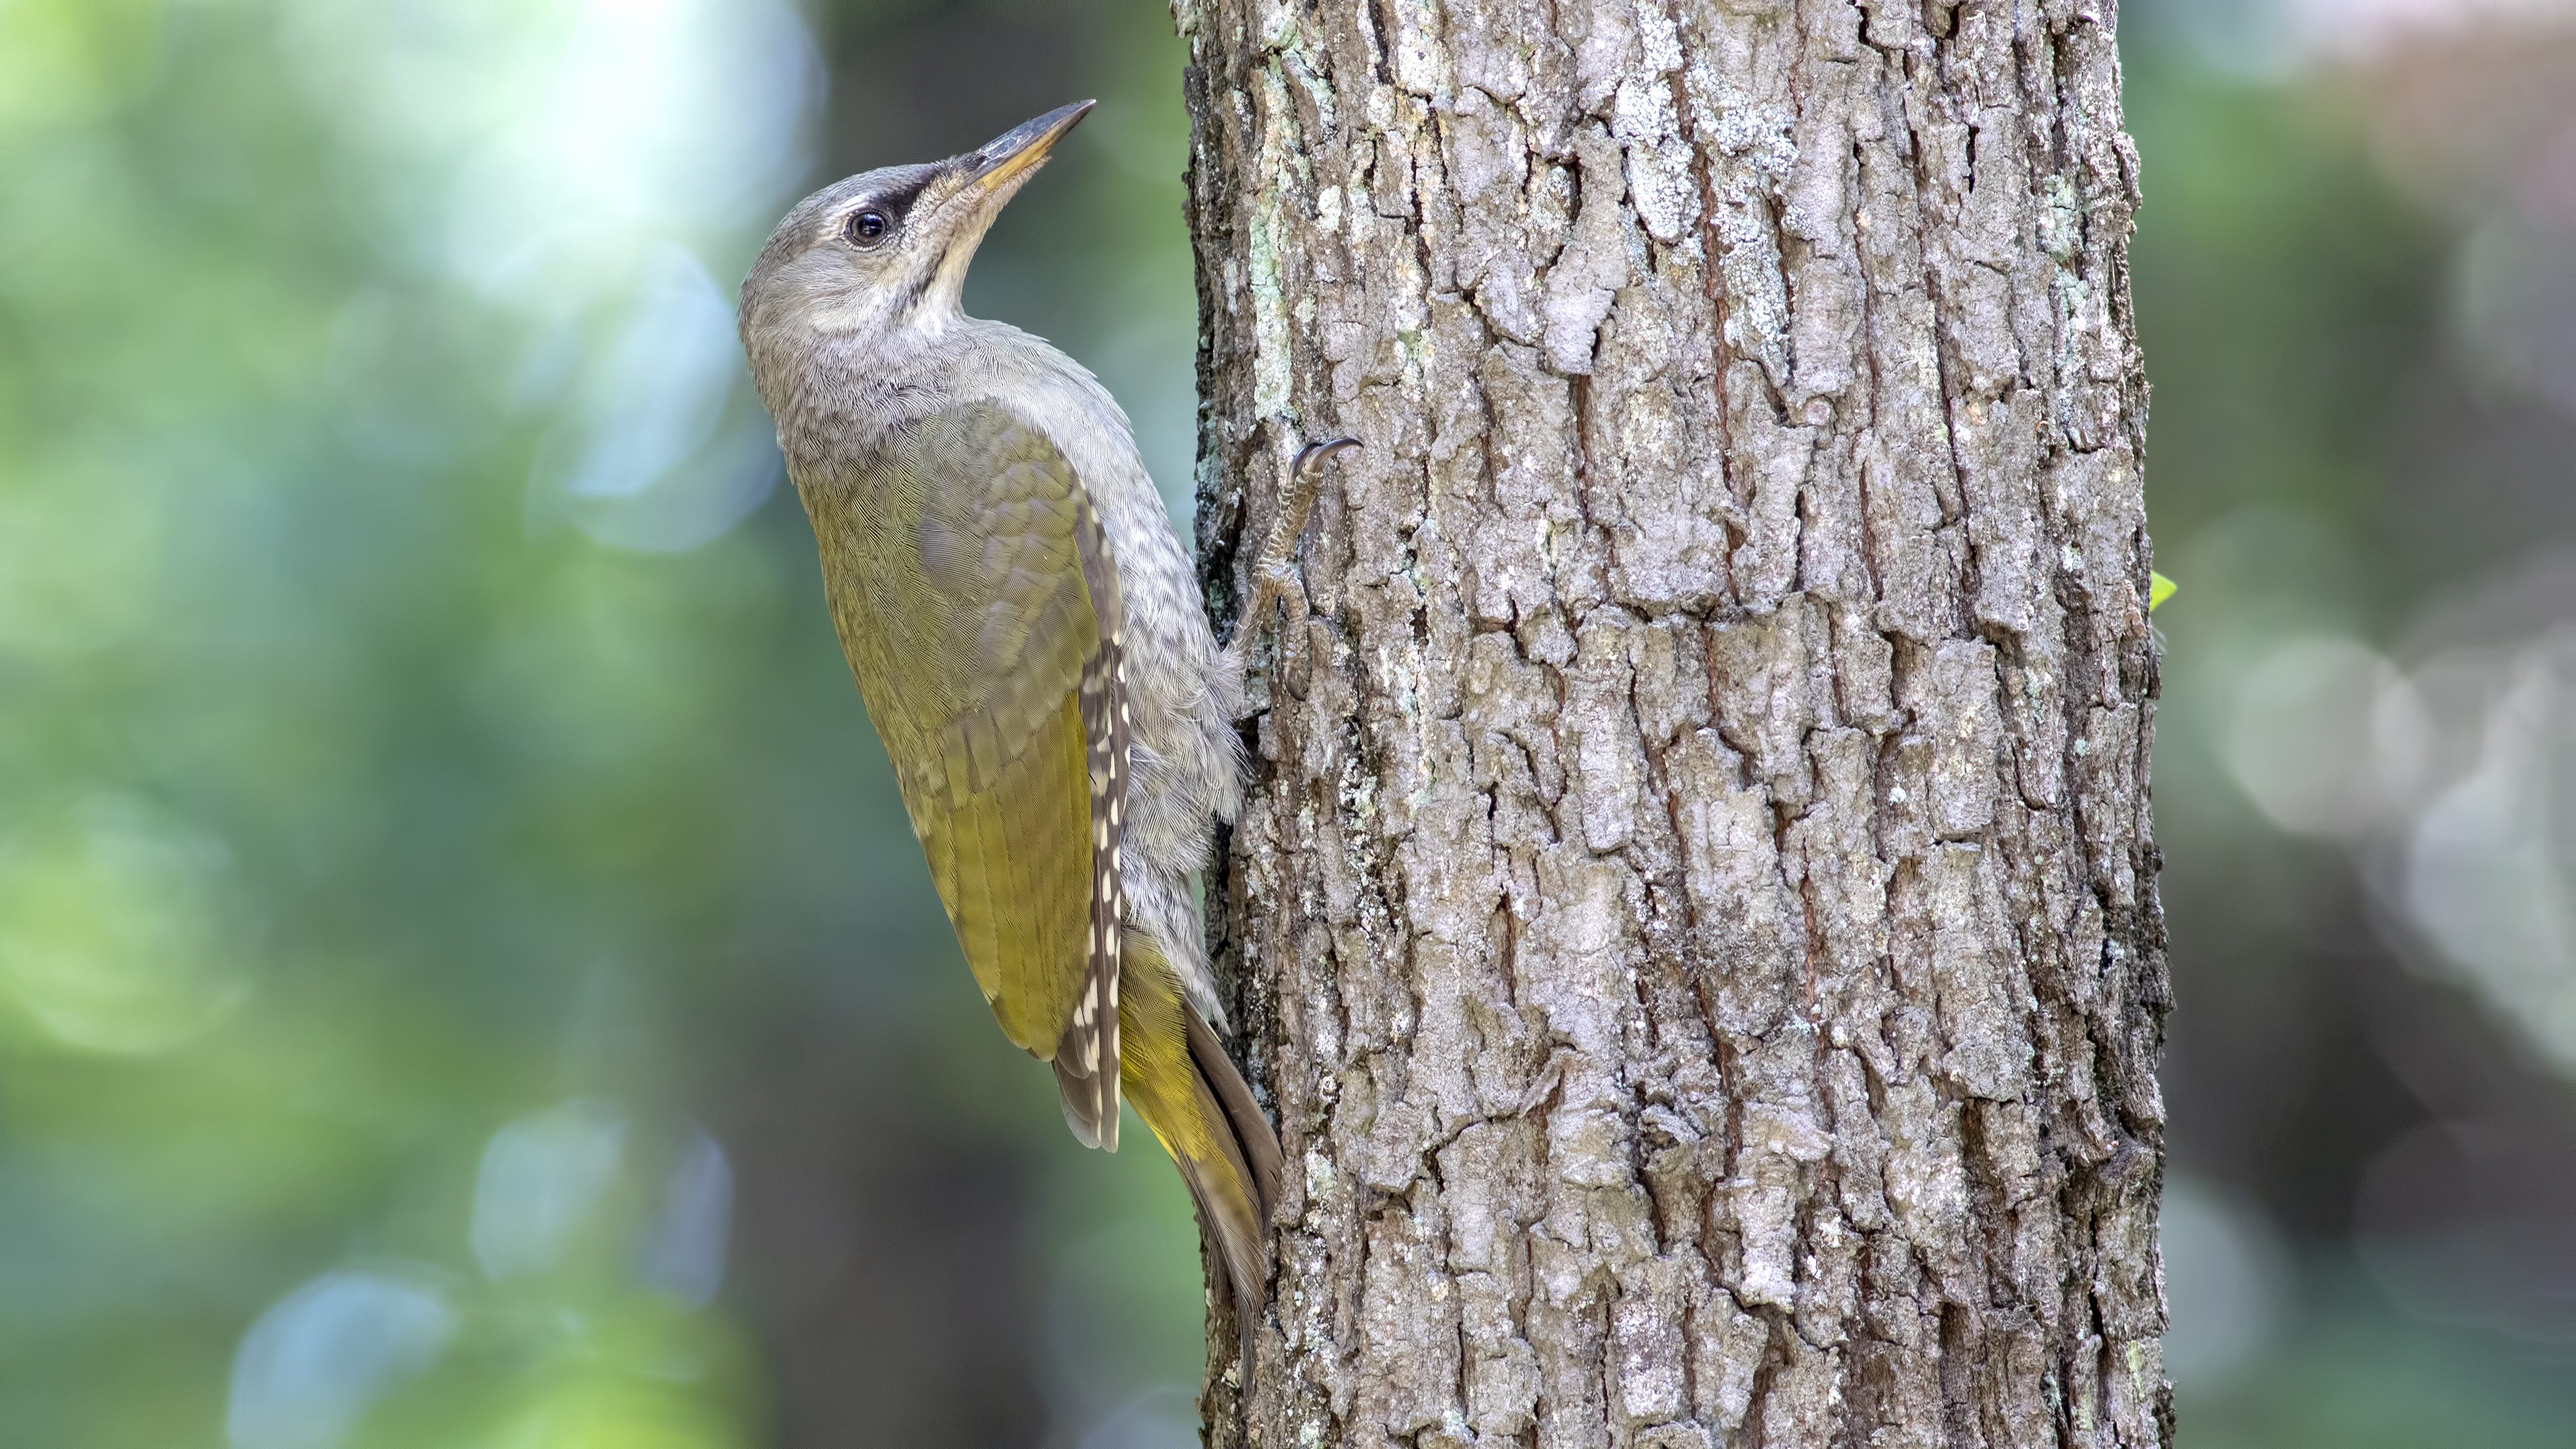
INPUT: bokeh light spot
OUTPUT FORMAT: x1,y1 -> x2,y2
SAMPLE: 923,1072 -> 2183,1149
0,796 -> 248,1056
638,1128 -> 734,1308
473,1098 -> 631,1283
2159,1174 -> 2289,1391
2222,634 -> 2430,838
226,1267 -> 455,1449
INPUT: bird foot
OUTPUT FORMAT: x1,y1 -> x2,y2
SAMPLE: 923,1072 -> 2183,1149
1225,437 -> 1359,712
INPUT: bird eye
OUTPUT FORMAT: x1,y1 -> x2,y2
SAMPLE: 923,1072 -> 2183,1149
845,209 -> 890,248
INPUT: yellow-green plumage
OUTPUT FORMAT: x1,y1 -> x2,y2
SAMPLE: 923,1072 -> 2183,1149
801,400 -> 1275,1316
809,406 -> 1105,1061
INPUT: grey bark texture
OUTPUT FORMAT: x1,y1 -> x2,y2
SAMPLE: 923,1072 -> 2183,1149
1178,3 -> 2168,1446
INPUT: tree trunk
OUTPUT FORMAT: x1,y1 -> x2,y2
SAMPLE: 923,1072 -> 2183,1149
1181,4 -> 2167,1447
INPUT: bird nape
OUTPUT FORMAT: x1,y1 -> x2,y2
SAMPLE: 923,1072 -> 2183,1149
737,101 -> 1350,1362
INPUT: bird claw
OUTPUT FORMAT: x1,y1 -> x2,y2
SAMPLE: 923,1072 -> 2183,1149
1226,436 -> 1360,707
1290,436 -> 1362,482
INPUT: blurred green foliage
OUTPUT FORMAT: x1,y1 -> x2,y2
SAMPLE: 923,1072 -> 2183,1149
2127,7 -> 2576,1446
0,0 -> 1206,1444
1,0 -> 777,1440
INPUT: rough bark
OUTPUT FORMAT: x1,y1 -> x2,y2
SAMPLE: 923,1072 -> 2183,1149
1181,3 -> 2167,1446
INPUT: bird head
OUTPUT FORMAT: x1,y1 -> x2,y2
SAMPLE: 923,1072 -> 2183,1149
738,101 -> 1093,360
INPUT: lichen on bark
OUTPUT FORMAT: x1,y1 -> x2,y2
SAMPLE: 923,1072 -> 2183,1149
1182,3 -> 2169,1446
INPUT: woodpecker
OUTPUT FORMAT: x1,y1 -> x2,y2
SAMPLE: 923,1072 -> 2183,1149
737,101 -> 1347,1330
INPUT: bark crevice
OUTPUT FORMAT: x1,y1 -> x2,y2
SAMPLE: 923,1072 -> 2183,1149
1185,3 -> 2165,1445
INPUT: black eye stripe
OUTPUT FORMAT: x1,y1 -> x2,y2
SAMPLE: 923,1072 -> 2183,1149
840,172 -> 935,249
869,175 -> 932,221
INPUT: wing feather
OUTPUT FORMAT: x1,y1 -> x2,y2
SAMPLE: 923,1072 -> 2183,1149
804,401 -> 1126,1148
1055,508 -> 1128,1149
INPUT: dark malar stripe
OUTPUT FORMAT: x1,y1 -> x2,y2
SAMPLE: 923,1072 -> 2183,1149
893,267 -> 937,323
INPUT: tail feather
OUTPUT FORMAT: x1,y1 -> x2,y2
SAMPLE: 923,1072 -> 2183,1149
1112,930 -> 1281,1345
1173,1008 -> 1279,1323
1185,1007 -> 1283,1253
1053,1049 -> 1111,1149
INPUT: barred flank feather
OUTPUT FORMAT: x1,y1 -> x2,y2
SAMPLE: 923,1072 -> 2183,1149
1053,488 -> 1129,1152
1052,629 -> 1126,1150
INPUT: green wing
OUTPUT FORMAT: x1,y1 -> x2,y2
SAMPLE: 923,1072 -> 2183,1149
805,401 -> 1128,1149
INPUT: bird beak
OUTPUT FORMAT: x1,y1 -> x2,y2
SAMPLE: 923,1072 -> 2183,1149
963,101 -> 1095,201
